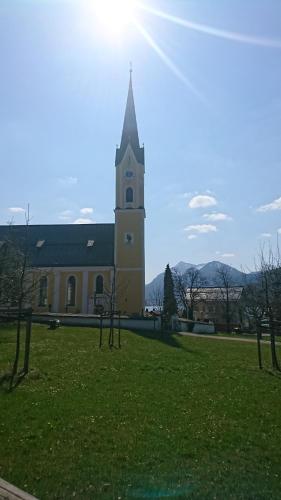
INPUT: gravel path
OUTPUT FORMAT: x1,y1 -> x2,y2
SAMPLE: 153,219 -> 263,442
178,332 -> 280,345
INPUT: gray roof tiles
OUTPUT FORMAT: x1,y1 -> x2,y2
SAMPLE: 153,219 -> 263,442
0,224 -> 114,268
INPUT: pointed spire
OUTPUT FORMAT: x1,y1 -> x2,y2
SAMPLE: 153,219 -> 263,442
115,67 -> 144,166
120,67 -> 140,152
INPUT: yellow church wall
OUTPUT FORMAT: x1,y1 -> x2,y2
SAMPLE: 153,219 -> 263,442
115,270 -> 144,314
115,147 -> 145,210
47,273 -> 54,308
87,270 -> 112,298
58,271 -> 83,313
31,268 -> 115,314
31,270 -> 54,313
87,270 -> 112,313
115,210 -> 145,269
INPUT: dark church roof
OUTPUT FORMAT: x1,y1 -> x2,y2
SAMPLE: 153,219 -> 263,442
115,72 -> 144,166
0,224 -> 114,268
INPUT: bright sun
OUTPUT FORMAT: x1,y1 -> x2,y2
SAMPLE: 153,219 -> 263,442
92,0 -> 137,36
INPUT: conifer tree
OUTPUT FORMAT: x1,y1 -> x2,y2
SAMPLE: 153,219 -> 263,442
163,264 -> 177,324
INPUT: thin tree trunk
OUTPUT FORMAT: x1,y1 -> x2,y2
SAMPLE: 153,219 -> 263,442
256,324 -> 263,370
269,332 -> 279,370
108,313 -> 114,347
188,305 -> 193,332
9,301 -> 22,389
269,312 -> 280,371
23,315 -> 32,374
226,294 -> 230,334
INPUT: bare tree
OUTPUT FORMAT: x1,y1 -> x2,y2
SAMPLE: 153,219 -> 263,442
215,264 -> 235,333
241,280 -> 265,369
240,244 -> 281,371
173,269 -> 189,318
241,281 -> 265,332
258,245 -> 281,371
148,284 -> 164,309
186,268 -> 204,321
174,267 -> 203,320
0,208 -> 47,389
102,267 -> 130,315
100,268 -> 129,347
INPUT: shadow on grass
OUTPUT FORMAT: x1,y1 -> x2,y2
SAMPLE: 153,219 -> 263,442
264,368 -> 281,379
131,329 -> 198,353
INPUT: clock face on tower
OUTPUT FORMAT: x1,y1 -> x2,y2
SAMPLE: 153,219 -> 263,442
125,170 -> 134,178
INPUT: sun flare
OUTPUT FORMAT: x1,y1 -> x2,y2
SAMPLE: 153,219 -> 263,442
92,0 -> 137,36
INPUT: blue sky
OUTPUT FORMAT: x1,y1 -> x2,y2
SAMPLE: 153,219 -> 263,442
0,0 -> 281,282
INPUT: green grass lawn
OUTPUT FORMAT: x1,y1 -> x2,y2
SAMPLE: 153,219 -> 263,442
1,324 -> 281,500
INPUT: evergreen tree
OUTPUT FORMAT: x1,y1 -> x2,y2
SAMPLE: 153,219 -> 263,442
163,264 -> 177,325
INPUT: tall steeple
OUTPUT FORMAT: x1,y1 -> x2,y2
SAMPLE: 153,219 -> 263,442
115,70 -> 144,166
114,68 -> 145,315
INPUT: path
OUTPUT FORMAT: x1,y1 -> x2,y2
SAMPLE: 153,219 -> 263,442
0,477 -> 38,500
179,332 -> 280,345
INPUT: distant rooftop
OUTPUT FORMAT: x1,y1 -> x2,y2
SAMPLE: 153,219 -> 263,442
186,286 -> 244,301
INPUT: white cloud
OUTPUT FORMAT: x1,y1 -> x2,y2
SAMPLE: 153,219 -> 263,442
257,196 -> 281,212
187,234 -> 197,240
80,207 -> 93,215
221,253 -> 235,258
59,210 -> 73,221
278,228 -> 281,234
8,207 -> 25,213
73,218 -> 95,224
203,212 -> 232,221
58,176 -> 78,187
184,224 -> 217,234
189,195 -> 217,209
260,233 -> 272,238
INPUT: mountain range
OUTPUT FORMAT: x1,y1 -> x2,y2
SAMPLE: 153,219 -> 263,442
145,261 -> 259,304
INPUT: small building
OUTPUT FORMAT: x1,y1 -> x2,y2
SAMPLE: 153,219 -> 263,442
186,286 -> 244,330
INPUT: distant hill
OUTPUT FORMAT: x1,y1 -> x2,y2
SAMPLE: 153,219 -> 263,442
145,261 -> 259,304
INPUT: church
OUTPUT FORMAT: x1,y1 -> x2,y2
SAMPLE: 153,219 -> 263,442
0,73 -> 146,315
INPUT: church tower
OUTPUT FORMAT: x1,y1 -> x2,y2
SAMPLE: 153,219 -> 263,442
114,71 -> 145,314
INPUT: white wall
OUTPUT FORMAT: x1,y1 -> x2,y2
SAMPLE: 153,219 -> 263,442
32,314 -> 161,331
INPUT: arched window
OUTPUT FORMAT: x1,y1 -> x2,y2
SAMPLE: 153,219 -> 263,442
38,276 -> 48,306
96,275 -> 103,294
67,276 -> 76,306
126,187 -> 133,203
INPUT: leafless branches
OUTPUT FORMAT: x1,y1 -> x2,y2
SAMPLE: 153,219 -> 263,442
148,284 -> 163,309
174,267 -> 203,320
215,264 -> 235,333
